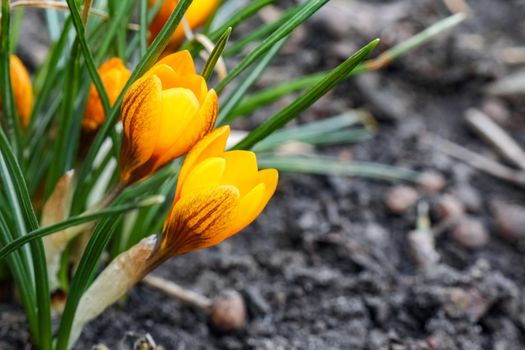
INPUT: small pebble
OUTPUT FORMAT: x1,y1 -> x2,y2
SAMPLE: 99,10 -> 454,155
433,194 -> 465,220
384,185 -> 419,214
210,290 -> 247,332
491,200 -> 525,242
418,171 -> 447,193
451,217 -> 489,249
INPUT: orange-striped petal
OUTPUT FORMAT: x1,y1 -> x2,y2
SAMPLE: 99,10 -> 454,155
119,75 -> 162,183
160,185 -> 240,256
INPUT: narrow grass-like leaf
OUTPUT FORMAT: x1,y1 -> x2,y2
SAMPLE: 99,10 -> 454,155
65,0 -> 110,114
258,155 -> 421,183
0,213 -> 38,341
215,0 -> 330,94
139,0 -> 148,56
207,0 -> 274,42
0,198 -> 164,260
26,18 -> 73,145
227,73 -> 323,120
223,2 -> 304,57
231,13 -> 466,118
0,129 -> 51,349
219,37 -> 288,124
0,0 -> 22,157
252,111 -> 368,151
202,27 -> 232,81
55,214 -> 121,349
233,39 -> 379,150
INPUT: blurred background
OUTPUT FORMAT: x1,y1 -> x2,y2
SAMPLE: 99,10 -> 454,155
4,0 -> 525,349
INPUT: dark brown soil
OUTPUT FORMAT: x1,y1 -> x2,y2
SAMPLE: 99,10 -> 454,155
3,0 -> 525,349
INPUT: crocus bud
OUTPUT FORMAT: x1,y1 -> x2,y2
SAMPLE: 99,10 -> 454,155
2,55 -> 33,128
158,125 -> 278,257
119,50 -> 218,184
82,58 -> 131,132
149,0 -> 220,49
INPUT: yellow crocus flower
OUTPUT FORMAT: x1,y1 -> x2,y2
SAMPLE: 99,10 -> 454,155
158,125 -> 279,256
149,0 -> 220,49
83,58 -> 131,132
119,50 -> 218,184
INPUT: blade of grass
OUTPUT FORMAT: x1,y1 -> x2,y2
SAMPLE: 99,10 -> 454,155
25,18 -> 73,146
215,0 -> 329,94
208,0 -> 274,42
252,111 -> 369,151
139,0 -> 148,56
223,2 -> 304,57
233,39 -> 379,150
65,0 -> 110,114
0,130 -> 51,349
218,36 -> 288,124
201,27 -> 232,81
229,13 -> 466,118
258,155 -> 421,183
1,0 -> 22,158
0,213 -> 38,342
0,197 -> 164,260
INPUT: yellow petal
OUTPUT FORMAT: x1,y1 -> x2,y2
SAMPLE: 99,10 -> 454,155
171,74 -> 208,103
158,89 -> 217,173
179,157 -> 225,198
258,168 -> 279,207
155,50 -> 196,76
160,185 -> 240,256
175,124 -> 229,198
119,75 -> 162,183
10,55 -> 33,128
228,182 -> 267,236
220,150 -> 259,196
154,87 -> 200,152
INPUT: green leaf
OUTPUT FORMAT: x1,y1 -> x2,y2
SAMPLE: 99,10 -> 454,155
139,0 -> 148,56
233,39 -> 380,150
258,155 -> 422,183
229,13 -> 467,118
223,1 -> 307,57
201,27 -> 232,81
215,0 -> 330,93
218,36 -> 288,124
252,111 -> 372,151
0,198 -> 163,261
0,0 -> 22,157
0,128 -> 51,349
207,0 -> 274,42
65,0 -> 111,114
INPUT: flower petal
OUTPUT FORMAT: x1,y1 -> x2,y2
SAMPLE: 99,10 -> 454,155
175,124 -> 229,198
179,157 -> 226,198
119,75 -> 162,183
160,185 -> 240,256
155,50 -> 196,76
220,150 -> 259,196
228,182 -> 267,236
154,87 -> 200,152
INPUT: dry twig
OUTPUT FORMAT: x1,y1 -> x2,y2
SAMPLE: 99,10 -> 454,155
465,108 -> 525,171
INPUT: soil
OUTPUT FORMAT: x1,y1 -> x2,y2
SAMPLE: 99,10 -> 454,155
2,0 -> 525,349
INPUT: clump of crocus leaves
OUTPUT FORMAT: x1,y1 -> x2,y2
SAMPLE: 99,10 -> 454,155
0,0 -> 465,348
